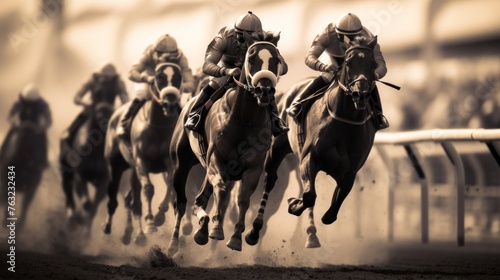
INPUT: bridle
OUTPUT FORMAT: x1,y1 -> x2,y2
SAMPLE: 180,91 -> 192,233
337,45 -> 376,97
233,41 -> 279,99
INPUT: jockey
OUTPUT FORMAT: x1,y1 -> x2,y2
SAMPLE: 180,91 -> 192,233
117,34 -> 195,139
9,83 -> 52,130
184,11 -> 289,136
286,13 -> 389,129
62,63 -> 129,143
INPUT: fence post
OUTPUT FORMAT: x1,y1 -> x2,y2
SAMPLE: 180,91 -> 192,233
375,145 -> 395,242
403,144 -> 429,244
441,142 -> 465,246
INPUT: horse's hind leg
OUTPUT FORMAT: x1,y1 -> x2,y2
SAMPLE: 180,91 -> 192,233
322,173 -> 356,225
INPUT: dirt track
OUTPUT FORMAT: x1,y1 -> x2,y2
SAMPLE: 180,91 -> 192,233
2,241 -> 499,280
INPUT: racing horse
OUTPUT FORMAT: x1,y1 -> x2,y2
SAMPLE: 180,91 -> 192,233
59,91 -> 116,234
1,96 -> 50,233
102,62 -> 183,245
168,36 -> 284,254
246,36 -> 380,248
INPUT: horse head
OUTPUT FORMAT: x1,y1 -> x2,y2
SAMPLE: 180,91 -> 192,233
152,62 -> 183,116
338,36 -> 378,110
238,33 -> 282,107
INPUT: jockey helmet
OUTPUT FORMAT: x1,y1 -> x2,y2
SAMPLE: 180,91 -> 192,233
335,13 -> 363,35
154,34 -> 178,53
235,11 -> 263,33
21,83 -> 40,101
99,63 -> 118,76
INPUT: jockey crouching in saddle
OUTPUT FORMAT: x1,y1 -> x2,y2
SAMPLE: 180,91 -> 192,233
286,13 -> 390,130
117,34 -> 195,140
61,63 -> 129,144
184,11 -> 289,136
9,84 -> 52,131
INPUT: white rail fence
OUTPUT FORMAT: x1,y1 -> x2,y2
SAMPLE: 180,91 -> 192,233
374,129 -> 500,246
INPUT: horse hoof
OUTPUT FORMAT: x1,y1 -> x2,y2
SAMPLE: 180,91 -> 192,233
287,198 -> 304,216
226,237 -> 242,251
102,223 -> 112,235
321,211 -> 337,225
182,222 -> 193,236
167,238 -> 179,257
135,233 -> 147,246
121,226 -> 133,245
245,230 -> 259,246
145,223 -> 158,234
193,216 -> 209,245
154,213 -> 166,227
209,226 -> 224,240
305,234 -> 321,248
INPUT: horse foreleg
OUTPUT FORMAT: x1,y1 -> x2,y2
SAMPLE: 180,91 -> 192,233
154,171 -> 174,227
193,176 -> 213,246
134,161 -> 156,234
85,177 -> 108,238
121,188 -> 134,245
322,173 -> 356,225
102,158 -> 126,235
168,163 -> 190,256
129,171 -> 146,246
227,170 -> 260,252
288,155 -> 318,216
247,141 -> 291,246
305,207 -> 320,248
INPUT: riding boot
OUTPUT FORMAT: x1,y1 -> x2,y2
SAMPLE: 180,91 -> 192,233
286,76 -> 328,119
371,87 -> 389,130
118,98 -> 145,139
269,99 -> 289,136
61,110 -> 88,144
184,84 -> 217,132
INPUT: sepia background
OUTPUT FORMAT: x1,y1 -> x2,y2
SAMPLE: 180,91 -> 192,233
0,0 -> 499,273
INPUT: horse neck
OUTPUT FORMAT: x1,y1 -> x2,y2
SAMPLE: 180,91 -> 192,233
144,99 -> 167,126
229,76 -> 268,125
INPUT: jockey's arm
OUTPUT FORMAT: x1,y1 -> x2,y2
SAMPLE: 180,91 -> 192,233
178,54 -> 195,93
74,78 -> 93,106
129,48 -> 152,83
202,36 -> 226,77
373,43 -> 387,79
116,79 -> 130,104
304,32 -> 331,72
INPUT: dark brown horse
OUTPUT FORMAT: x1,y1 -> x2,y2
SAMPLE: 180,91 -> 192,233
102,62 -> 183,245
247,36 -> 380,248
1,97 -> 50,233
59,99 -> 115,234
168,38 -> 283,254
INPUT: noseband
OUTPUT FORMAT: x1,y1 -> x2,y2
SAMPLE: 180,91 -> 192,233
234,41 -> 280,98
